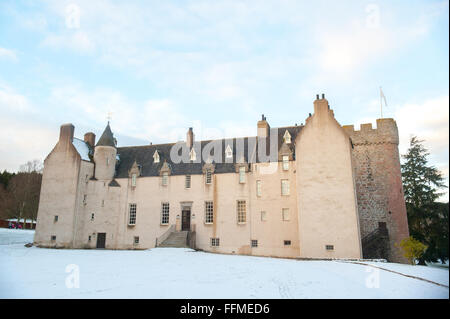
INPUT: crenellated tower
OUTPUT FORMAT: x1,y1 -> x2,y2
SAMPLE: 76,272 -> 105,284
343,119 -> 409,263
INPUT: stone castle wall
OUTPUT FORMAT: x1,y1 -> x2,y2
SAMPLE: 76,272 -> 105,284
343,119 -> 409,263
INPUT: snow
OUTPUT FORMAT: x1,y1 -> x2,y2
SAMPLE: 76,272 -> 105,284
0,229 -> 448,298
72,138 -> 91,161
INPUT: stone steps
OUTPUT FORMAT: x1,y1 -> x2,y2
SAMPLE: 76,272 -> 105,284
158,231 -> 189,248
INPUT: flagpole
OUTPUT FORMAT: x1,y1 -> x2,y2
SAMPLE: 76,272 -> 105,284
380,86 -> 383,118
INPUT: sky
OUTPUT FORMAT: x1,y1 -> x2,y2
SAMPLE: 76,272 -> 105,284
0,0 -> 448,200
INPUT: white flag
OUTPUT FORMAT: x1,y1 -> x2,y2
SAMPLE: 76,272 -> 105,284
380,87 -> 387,106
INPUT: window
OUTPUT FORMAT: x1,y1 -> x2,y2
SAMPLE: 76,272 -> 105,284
161,203 -> 170,225
205,169 -> 212,184
239,166 -> 245,183
237,200 -> 246,223
91,213 -> 95,221
134,236 -> 139,244
185,175 -> 191,188
128,203 -> 137,225
54,215 -> 58,222
211,238 -> 220,247
162,172 -> 168,186
190,148 -> 196,161
256,180 -> 262,197
282,155 -> 289,170
205,201 -> 214,224
281,179 -> 290,195
251,240 -> 258,248
106,157 -> 109,166
88,236 -> 91,242
260,211 -> 267,221
51,235 -> 56,241
326,245 -> 334,251
83,194 -> 87,205
282,208 -> 290,221
225,145 -> 233,159
284,240 -> 291,246
131,173 -> 137,187
153,151 -> 160,163
283,130 -> 291,144
101,200 -> 105,207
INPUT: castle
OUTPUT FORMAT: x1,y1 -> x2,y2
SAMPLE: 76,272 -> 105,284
34,95 -> 410,263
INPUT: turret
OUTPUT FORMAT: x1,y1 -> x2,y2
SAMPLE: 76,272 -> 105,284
94,123 -> 117,180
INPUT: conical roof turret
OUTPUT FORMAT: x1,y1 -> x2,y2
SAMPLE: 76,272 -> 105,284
96,122 -> 116,147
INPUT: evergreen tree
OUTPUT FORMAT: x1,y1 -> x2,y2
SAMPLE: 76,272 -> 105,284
401,136 -> 448,264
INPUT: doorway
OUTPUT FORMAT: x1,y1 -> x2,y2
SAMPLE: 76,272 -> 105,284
181,209 -> 191,231
96,233 -> 106,248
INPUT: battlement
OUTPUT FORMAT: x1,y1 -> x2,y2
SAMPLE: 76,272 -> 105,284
343,118 -> 399,145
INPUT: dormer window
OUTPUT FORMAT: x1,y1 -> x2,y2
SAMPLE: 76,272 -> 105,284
225,145 -> 233,159
131,173 -> 137,187
190,148 -> 196,161
153,151 -> 160,163
283,130 -> 291,144
162,172 -> 169,186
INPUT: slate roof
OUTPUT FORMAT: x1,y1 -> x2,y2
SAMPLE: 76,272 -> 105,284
114,126 -> 303,178
96,123 -> 116,147
72,138 -> 93,161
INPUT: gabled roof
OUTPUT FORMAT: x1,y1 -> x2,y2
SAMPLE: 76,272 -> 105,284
115,126 -> 303,178
96,123 -> 116,147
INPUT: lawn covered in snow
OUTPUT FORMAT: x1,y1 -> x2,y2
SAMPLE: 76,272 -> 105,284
0,228 -> 448,298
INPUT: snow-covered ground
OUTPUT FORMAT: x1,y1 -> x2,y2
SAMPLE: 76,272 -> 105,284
0,229 -> 448,298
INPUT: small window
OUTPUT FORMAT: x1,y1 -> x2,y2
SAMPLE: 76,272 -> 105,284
211,238 -> 220,247
128,203 -> 137,225
88,236 -> 91,242
205,201 -> 214,224
284,240 -> 291,246
206,169 -> 212,184
83,194 -> 87,205
134,236 -> 139,244
131,173 -> 137,187
326,245 -> 334,251
239,166 -> 245,183
91,213 -> 95,221
282,155 -> 289,170
54,215 -> 58,222
251,240 -> 258,248
282,208 -> 290,221
281,179 -> 290,195
161,203 -> 170,225
153,151 -> 160,163
101,200 -> 105,207
106,157 -> 109,166
51,235 -> 56,241
162,172 -> 169,186
283,130 -> 291,144
256,180 -> 262,197
190,148 -> 196,161
260,211 -> 267,221
185,175 -> 191,189
225,145 -> 233,159
237,200 -> 246,223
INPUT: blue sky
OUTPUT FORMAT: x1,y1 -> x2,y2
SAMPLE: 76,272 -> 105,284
0,0 -> 448,199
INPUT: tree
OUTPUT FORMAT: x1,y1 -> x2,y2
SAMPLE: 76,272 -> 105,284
398,237 -> 428,265
0,160 -> 43,228
401,136 -> 448,264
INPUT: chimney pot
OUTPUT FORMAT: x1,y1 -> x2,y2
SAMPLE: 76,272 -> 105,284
322,93 -> 325,99
84,132 -> 96,148
316,94 -> 319,99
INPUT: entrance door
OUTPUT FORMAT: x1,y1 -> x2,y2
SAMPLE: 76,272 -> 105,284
181,209 -> 191,231
96,233 -> 106,248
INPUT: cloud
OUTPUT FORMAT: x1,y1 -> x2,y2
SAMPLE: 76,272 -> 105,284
41,31 -> 95,54
0,47 -> 18,61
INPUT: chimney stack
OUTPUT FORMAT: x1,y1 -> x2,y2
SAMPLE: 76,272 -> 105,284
84,132 -> 96,148
257,114 -> 270,138
186,127 -> 194,148
59,123 -> 74,144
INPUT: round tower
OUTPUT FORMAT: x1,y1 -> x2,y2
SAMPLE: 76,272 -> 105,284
94,122 -> 117,180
